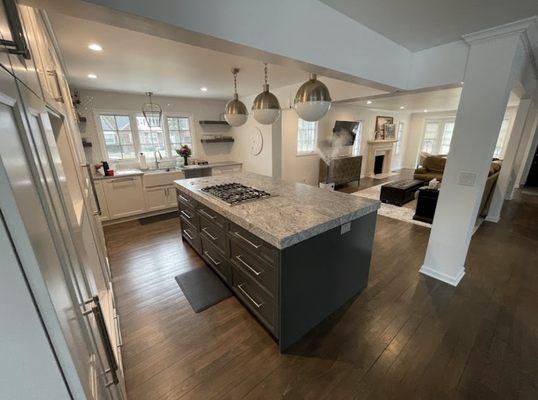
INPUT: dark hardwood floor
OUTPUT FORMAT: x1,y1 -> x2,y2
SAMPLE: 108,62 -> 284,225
104,178 -> 538,400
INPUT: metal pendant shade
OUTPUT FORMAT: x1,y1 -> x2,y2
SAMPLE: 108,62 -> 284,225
294,73 -> 332,121
224,68 -> 248,127
252,63 -> 281,125
142,92 -> 162,128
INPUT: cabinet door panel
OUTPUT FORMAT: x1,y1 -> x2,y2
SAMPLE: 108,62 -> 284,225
93,180 -> 109,221
103,177 -> 145,219
145,186 -> 168,212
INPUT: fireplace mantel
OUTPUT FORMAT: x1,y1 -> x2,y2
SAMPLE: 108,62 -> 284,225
365,139 -> 397,176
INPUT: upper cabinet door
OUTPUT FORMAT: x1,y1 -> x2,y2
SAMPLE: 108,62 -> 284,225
1,1 -> 42,98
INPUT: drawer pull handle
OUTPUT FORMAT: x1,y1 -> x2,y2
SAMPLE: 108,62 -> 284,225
236,255 -> 262,276
204,251 -> 221,265
199,209 -> 216,220
180,210 -> 193,219
202,227 -> 218,240
183,229 -> 194,240
234,231 -> 261,249
237,284 -> 262,308
178,194 -> 190,203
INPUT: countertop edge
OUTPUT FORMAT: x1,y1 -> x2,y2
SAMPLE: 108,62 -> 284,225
174,182 -> 380,249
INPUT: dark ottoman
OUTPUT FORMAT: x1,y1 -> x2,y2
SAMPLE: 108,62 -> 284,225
380,179 -> 424,206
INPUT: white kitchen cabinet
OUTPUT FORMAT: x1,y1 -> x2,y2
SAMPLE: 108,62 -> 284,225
165,185 -> 178,208
212,164 -> 242,175
102,176 -> 146,219
144,185 -> 169,212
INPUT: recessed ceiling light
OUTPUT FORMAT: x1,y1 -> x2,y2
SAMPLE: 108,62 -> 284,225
424,109 -> 428,113
400,106 -> 405,109
200,87 -> 208,92
87,73 -> 97,79
366,100 -> 372,104
88,43 -> 103,52
460,81 -> 464,85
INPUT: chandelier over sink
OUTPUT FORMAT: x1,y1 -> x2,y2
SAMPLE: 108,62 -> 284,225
142,92 -> 162,128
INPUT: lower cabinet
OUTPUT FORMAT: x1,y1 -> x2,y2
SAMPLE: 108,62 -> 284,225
177,189 -> 278,337
144,185 -> 169,212
102,176 -> 146,219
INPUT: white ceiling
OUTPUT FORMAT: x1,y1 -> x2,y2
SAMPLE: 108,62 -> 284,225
345,87 -> 520,112
48,12 -> 383,100
319,0 -> 538,51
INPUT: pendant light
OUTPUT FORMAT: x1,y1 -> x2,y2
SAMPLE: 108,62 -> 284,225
224,68 -> 248,127
142,92 -> 162,127
294,73 -> 332,121
252,63 -> 281,125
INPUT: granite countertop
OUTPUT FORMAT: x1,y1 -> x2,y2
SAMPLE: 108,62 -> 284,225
93,161 -> 242,179
174,172 -> 380,249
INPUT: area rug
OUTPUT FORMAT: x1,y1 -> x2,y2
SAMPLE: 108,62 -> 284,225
352,183 -> 431,228
175,266 -> 232,313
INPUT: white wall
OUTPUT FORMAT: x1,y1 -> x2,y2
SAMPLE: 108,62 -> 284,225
78,89 -> 230,165
281,103 -> 410,185
403,106 -> 518,169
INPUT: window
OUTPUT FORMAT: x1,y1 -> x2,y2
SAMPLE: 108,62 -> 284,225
98,111 -> 195,161
493,118 -> 511,159
421,118 -> 455,155
136,115 -> 166,158
99,114 -> 135,160
352,122 -> 363,155
167,116 -> 192,151
297,119 -> 317,154
395,121 -> 404,155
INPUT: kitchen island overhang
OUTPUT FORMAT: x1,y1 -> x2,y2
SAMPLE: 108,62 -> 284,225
174,173 -> 379,351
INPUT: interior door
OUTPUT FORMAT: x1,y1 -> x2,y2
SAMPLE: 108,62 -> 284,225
0,67 -> 109,399
16,80 -> 125,399
525,144 -> 538,187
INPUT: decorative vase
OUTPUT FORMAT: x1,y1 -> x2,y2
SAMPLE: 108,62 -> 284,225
183,156 -> 188,166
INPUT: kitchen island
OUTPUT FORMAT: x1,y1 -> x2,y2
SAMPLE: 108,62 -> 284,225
174,173 -> 379,351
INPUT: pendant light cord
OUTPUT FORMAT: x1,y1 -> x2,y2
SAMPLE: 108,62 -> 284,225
264,63 -> 268,85
233,71 -> 238,95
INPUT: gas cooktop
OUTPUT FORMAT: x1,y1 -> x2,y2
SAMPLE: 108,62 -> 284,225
200,182 -> 271,205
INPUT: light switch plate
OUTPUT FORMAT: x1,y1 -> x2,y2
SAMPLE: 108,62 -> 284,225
458,171 -> 477,187
341,222 -> 351,234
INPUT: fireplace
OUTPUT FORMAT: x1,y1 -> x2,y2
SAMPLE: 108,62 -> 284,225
374,155 -> 384,174
365,139 -> 398,176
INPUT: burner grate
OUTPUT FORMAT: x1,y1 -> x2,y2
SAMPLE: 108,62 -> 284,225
201,182 -> 271,205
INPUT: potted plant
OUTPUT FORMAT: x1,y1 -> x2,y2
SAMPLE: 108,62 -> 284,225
176,145 -> 192,166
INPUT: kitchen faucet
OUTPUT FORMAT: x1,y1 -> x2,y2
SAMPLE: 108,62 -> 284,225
154,150 -> 163,169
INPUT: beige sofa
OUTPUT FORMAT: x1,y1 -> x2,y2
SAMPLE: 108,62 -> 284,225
414,153 -> 501,218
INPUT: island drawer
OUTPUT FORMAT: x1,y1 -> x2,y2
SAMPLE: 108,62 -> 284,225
232,266 -> 276,334
201,237 -> 231,284
200,216 -> 227,255
176,189 -> 197,209
230,240 -> 275,296
181,218 -> 201,253
197,204 -> 226,230
179,207 -> 199,230
229,222 -> 278,266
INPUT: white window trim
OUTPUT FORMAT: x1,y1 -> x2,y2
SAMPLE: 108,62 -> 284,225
296,119 -> 318,156
420,117 -> 456,155
94,108 -> 196,164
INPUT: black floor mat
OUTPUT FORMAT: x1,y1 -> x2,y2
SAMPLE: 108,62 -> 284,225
174,267 -> 232,312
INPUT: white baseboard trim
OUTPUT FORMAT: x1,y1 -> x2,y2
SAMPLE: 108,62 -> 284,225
419,265 -> 465,287
485,214 -> 500,223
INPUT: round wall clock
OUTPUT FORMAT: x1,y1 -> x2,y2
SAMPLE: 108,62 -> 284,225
249,127 -> 263,156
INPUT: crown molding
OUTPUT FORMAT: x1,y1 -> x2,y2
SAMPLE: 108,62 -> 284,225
463,16 -> 537,44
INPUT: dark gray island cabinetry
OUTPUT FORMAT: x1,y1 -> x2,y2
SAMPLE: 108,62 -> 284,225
175,173 -> 379,351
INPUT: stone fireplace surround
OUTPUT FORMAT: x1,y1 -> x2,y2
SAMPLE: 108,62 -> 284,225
365,139 -> 398,176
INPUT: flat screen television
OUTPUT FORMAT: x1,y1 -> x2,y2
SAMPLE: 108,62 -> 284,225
332,121 -> 360,146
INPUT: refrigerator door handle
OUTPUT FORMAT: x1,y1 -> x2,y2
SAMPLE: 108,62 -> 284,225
83,296 -> 119,386
82,163 -> 102,216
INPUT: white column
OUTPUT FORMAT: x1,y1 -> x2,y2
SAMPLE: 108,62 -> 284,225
420,31 -> 524,286
486,99 -> 532,221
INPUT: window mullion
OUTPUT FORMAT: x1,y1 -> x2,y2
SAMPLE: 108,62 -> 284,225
131,112 -> 142,156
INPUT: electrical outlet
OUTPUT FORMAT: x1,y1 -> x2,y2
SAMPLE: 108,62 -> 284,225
341,222 -> 351,235
458,171 -> 477,187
